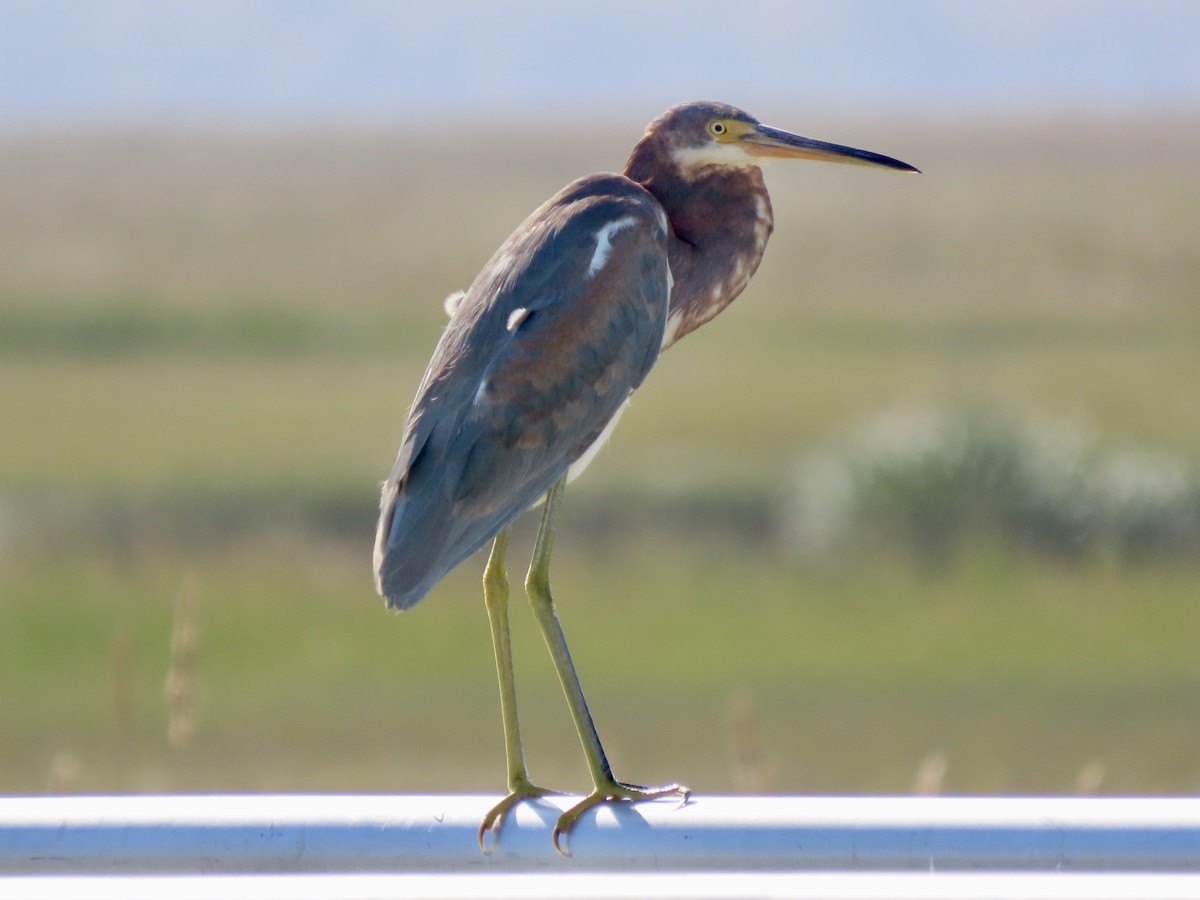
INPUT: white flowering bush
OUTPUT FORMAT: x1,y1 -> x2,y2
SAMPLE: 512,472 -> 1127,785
788,407 -> 1200,565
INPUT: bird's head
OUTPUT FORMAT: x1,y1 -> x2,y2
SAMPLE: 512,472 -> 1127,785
640,100 -> 919,176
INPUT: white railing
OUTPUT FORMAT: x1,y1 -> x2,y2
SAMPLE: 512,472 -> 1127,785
3,794 -> 1199,897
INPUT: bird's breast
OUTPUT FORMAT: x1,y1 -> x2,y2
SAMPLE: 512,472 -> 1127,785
656,172 -> 774,348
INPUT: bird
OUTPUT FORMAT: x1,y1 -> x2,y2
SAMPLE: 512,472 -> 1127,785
373,100 -> 918,853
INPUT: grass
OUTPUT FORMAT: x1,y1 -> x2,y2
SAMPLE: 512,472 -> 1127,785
1,114 -> 1199,798
3,538 -> 1197,795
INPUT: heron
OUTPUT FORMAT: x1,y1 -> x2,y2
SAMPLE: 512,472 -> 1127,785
373,100 -> 918,853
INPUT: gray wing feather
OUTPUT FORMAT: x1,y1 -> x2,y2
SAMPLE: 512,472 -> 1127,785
375,175 -> 669,609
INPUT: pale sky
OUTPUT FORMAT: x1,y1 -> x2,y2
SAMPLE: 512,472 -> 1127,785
3,0 -> 1199,128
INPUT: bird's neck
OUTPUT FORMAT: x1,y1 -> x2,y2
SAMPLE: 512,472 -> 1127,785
625,150 -> 774,348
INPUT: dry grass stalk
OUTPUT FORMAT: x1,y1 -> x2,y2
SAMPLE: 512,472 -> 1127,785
728,689 -> 774,794
46,750 -> 82,793
165,572 -> 200,751
912,750 -> 948,796
1075,759 -> 1106,795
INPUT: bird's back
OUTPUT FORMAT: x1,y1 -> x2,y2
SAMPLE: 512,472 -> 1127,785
375,174 -> 671,609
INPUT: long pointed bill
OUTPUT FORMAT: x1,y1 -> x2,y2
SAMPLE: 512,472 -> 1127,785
746,124 -> 920,173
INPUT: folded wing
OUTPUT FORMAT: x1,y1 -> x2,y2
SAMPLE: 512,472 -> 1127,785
375,174 -> 671,609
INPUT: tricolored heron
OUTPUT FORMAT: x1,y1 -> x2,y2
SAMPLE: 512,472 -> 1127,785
374,101 -> 918,853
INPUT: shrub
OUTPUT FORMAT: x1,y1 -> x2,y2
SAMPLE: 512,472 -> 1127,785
788,406 -> 1200,565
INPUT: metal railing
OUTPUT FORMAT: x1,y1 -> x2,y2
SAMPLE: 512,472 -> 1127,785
3,794 -> 1199,897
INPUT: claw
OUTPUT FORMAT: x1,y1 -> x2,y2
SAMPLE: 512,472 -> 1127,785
478,782 -> 554,853
551,781 -> 691,856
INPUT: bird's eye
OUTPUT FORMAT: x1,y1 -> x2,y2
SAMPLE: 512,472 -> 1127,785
709,121 -> 727,137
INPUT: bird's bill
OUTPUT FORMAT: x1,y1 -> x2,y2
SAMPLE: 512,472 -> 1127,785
745,124 -> 920,173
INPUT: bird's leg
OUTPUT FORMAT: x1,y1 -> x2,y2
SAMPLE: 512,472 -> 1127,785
478,528 -> 553,852
524,477 -> 690,855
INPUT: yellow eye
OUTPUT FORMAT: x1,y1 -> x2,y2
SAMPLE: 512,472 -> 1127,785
708,120 -> 727,137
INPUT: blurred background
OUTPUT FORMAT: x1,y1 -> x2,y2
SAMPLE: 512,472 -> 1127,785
2,1 -> 1198,799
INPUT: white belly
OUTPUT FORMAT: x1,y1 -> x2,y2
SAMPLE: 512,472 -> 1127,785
567,399 -> 629,483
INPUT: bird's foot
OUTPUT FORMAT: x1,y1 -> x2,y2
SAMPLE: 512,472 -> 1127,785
478,778 -> 557,853
552,779 -> 691,856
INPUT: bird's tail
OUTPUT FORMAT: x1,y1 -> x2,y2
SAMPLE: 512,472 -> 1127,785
373,479 -> 448,611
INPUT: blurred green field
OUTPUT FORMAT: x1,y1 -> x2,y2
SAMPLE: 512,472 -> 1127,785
1,114 -> 1198,798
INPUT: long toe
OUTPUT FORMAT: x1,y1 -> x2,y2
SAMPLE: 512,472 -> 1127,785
552,780 -> 690,855
478,782 -> 556,853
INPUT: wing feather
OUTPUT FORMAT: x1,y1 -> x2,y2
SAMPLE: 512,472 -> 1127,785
375,174 -> 669,608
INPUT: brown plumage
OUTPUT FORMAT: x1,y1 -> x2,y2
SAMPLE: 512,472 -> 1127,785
624,103 -> 775,346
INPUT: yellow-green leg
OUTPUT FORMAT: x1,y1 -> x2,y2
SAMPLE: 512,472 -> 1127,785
524,477 -> 689,855
477,528 -> 553,852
